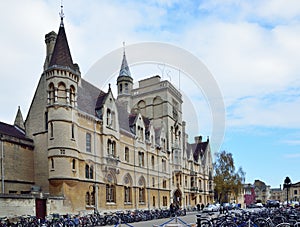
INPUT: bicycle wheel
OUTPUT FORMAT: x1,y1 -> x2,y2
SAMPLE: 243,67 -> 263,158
254,218 -> 270,227
220,220 -> 238,227
199,219 -> 213,227
294,222 -> 300,227
275,224 -> 290,227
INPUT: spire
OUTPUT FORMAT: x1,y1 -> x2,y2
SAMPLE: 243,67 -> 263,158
48,4 -> 76,71
59,3 -> 65,27
118,42 -> 132,78
14,106 -> 25,131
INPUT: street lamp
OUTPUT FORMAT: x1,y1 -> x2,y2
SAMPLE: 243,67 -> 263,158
283,176 -> 292,206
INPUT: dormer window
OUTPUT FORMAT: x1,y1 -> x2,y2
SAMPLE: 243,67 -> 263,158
107,108 -> 112,126
106,108 -> 115,128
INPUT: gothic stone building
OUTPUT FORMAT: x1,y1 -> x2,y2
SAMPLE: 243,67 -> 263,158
0,14 -> 214,215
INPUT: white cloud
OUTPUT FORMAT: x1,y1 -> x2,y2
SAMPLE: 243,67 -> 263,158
1,0 -> 300,133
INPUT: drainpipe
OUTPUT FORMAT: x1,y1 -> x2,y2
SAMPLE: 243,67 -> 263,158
1,135 -> 4,194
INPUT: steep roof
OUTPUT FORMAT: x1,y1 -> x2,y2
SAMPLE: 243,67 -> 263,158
192,141 -> 209,162
0,121 -> 31,141
48,19 -> 75,71
116,103 -> 132,135
118,51 -> 132,78
77,79 -> 103,116
95,91 -> 108,110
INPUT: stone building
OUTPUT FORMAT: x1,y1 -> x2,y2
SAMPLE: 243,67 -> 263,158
0,11 -> 214,215
270,186 -> 283,202
253,179 -> 271,204
282,181 -> 300,203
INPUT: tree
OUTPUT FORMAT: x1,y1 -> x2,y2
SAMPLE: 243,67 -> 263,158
213,150 -> 245,203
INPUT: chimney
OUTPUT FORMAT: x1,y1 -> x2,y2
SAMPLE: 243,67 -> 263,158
194,136 -> 202,144
44,31 -> 57,70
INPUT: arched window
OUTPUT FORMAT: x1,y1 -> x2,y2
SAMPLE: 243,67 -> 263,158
85,164 -> 89,178
151,155 -> 155,169
89,165 -> 94,179
139,187 -> 145,203
124,186 -> 131,203
125,147 -> 129,162
107,108 -> 112,126
72,159 -> 76,170
123,173 -> 132,203
138,176 -> 146,203
50,122 -> 54,138
138,151 -> 144,166
70,85 -> 76,107
51,158 -> 54,169
107,139 -> 116,157
112,141 -> 116,157
86,133 -> 91,152
48,83 -> 55,104
71,123 -> 75,139
106,184 -> 115,202
57,82 -> 66,104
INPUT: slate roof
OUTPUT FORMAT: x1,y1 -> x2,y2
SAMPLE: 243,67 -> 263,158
95,91 -> 108,110
77,79 -> 103,116
193,141 -> 209,162
76,78 -> 135,137
48,20 -> 75,71
0,121 -> 32,141
118,51 -> 132,78
116,103 -> 133,136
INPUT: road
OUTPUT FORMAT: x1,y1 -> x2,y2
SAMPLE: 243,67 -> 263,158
104,211 -> 200,227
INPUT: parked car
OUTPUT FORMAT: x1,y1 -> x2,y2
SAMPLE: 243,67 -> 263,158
246,203 -> 263,208
222,203 -> 233,210
203,204 -> 219,212
266,200 -> 280,208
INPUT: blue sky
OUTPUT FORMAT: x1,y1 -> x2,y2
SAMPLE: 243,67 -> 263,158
0,0 -> 300,188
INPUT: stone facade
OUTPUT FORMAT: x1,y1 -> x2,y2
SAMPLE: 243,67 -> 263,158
0,13 -> 214,216
253,180 -> 271,204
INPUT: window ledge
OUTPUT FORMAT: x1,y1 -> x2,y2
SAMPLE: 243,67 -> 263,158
106,202 -> 116,205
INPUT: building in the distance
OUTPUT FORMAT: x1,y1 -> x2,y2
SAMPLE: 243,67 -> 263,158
0,10 -> 214,216
244,183 -> 256,207
253,180 -> 271,204
270,186 -> 283,202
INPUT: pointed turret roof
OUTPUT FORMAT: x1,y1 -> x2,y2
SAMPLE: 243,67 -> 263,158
48,9 -> 75,71
118,46 -> 132,79
119,53 -> 131,77
14,106 -> 25,131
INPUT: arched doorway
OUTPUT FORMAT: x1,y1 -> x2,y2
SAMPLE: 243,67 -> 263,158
173,189 -> 182,207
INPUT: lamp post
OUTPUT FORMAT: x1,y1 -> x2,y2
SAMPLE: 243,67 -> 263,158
283,176 -> 291,206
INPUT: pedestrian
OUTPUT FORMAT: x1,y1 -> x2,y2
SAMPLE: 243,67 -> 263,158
201,203 -> 204,210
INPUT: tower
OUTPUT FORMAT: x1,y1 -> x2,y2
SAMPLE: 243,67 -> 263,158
116,44 -> 133,112
25,5 -> 81,194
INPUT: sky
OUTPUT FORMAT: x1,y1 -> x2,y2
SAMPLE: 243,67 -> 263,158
0,0 -> 300,189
